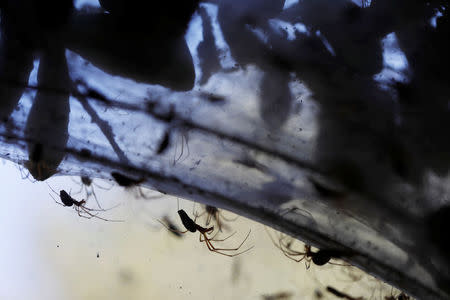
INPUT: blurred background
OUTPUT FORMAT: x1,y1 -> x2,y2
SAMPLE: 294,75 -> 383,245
0,160 -> 404,300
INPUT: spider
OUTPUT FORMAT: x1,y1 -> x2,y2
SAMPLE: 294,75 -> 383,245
47,184 -> 121,222
266,228 -> 349,269
160,209 -> 253,257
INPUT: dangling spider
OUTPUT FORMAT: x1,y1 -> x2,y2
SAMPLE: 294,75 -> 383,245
266,228 -> 349,269
47,183 -> 121,222
160,209 -> 253,257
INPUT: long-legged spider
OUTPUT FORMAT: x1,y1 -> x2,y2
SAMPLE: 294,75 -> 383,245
266,228 -> 349,269
159,209 -> 253,257
47,183 -> 122,222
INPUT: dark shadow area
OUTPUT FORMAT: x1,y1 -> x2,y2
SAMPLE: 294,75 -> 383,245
1,1 -> 450,298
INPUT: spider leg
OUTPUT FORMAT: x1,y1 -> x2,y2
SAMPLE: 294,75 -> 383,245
209,246 -> 254,257
205,230 -> 251,252
220,212 -> 239,222
200,228 -> 217,242
79,206 -> 123,222
305,258 -> 311,269
279,239 -> 305,256
193,207 -> 210,224
172,135 -> 181,166
70,177 -> 84,196
284,252 -> 306,263
279,244 -> 307,263
46,182 -> 60,197
202,233 -> 254,257
206,211 -> 213,226
138,187 -> 164,200
215,213 -> 229,232
48,193 -> 65,207
328,261 -> 351,267
173,131 -> 190,165
178,135 -> 185,163
209,230 -> 237,242
192,203 -> 204,222
70,176 -> 82,186
182,133 -> 190,163
281,247 -> 308,258
88,186 -> 104,210
18,164 -> 32,181
175,136 -> 184,165
92,180 -> 114,190
194,209 -> 207,220
82,202 -> 121,212
75,206 -> 96,219
265,226 -> 292,254
266,229 -> 307,263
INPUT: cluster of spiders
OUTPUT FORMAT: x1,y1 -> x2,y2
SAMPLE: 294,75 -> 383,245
48,172 -> 252,257
45,175 -> 412,299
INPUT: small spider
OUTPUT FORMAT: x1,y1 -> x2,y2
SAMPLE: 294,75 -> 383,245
47,184 -> 121,222
266,229 -> 349,269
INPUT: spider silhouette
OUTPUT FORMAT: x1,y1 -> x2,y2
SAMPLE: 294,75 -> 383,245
47,183 -> 122,222
160,209 -> 253,257
266,228 -> 350,269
